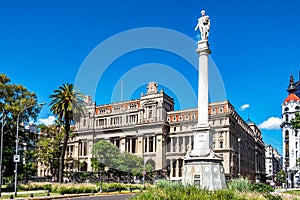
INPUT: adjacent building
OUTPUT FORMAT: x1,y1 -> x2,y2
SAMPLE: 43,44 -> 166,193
59,82 -> 266,182
265,145 -> 282,184
281,74 -> 300,187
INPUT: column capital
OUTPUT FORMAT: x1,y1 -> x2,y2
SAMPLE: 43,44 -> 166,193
196,40 -> 211,55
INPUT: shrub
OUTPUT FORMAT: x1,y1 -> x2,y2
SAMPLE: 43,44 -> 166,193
250,182 -> 274,193
50,183 -> 97,194
19,182 -> 52,191
227,178 -> 251,192
105,183 -> 127,191
263,193 -> 282,200
211,190 -> 236,199
129,184 -> 247,200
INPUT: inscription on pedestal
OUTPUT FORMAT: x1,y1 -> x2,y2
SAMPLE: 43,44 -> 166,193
194,174 -> 201,188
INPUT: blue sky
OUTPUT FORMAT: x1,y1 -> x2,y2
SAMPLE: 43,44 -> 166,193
1,0 -> 299,154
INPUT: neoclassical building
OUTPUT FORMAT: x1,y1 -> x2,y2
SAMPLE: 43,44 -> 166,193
38,82 -> 266,182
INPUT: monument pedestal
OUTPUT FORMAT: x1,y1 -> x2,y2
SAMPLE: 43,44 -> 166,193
182,126 -> 226,190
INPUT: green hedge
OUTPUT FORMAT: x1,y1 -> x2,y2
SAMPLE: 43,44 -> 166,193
19,182 -> 97,194
19,182 -> 52,191
250,182 -> 274,193
18,182 -> 144,194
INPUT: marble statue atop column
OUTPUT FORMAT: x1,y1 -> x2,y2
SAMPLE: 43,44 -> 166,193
195,10 -> 210,41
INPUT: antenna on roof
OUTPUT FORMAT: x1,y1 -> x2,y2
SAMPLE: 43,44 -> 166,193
247,109 -> 252,123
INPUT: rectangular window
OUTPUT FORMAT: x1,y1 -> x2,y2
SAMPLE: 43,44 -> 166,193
149,109 -> 152,118
132,138 -> 136,153
149,137 -> 154,152
144,138 -> 147,153
116,140 -> 120,148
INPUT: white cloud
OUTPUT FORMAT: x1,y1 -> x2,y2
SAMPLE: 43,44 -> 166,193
239,104 -> 250,111
258,117 -> 282,130
38,116 -> 56,126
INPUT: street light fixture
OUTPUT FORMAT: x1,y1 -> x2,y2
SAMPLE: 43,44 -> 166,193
14,102 -> 46,197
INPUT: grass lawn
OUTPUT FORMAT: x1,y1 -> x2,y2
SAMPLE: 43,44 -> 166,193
284,190 -> 300,195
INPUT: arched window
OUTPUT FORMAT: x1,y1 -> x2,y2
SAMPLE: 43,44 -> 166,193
212,108 -> 216,114
285,114 -> 289,122
219,141 -> 223,148
284,107 -> 289,112
219,107 -> 224,113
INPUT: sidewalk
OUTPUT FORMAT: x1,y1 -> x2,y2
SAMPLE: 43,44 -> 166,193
1,190 -> 46,196
0,190 -> 137,199
274,188 -> 300,200
0,191 -> 94,200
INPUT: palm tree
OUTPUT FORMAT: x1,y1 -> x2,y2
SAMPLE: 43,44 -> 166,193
49,83 -> 85,183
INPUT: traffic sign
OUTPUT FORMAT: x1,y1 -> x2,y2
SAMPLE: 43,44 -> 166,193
13,155 -> 20,163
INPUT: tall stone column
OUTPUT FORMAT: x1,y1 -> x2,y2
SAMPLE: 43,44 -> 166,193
189,40 -> 213,157
197,40 -> 210,126
182,10 -> 226,190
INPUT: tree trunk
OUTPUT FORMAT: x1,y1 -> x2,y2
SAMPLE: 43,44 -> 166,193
58,119 -> 70,183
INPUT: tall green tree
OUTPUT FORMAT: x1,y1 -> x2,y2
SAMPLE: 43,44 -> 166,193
93,140 -> 153,177
35,123 -> 64,181
276,170 -> 286,186
0,74 -> 40,178
49,83 -> 84,183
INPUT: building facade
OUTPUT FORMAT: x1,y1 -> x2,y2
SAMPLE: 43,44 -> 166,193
38,82 -> 266,182
265,145 -> 282,184
281,75 -> 300,187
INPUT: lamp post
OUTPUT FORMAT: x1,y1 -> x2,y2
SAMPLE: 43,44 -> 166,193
97,158 -> 104,193
142,137 -> 146,189
0,108 -> 5,197
238,138 -> 241,178
285,164 -> 288,192
14,102 -> 45,196
99,169 -> 102,193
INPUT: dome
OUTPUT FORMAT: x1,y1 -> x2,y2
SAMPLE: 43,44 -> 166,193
284,93 -> 300,103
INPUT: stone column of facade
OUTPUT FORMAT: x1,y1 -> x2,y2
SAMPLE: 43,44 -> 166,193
155,133 -> 166,171
120,138 -> 126,152
175,137 -> 179,152
146,137 -> 149,153
176,159 -> 179,177
189,136 -> 192,151
182,137 -> 186,152
170,138 -> 173,153
137,137 -> 143,155
128,138 -> 132,153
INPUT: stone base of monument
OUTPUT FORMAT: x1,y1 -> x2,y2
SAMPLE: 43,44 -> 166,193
182,126 -> 226,190
182,155 -> 226,190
